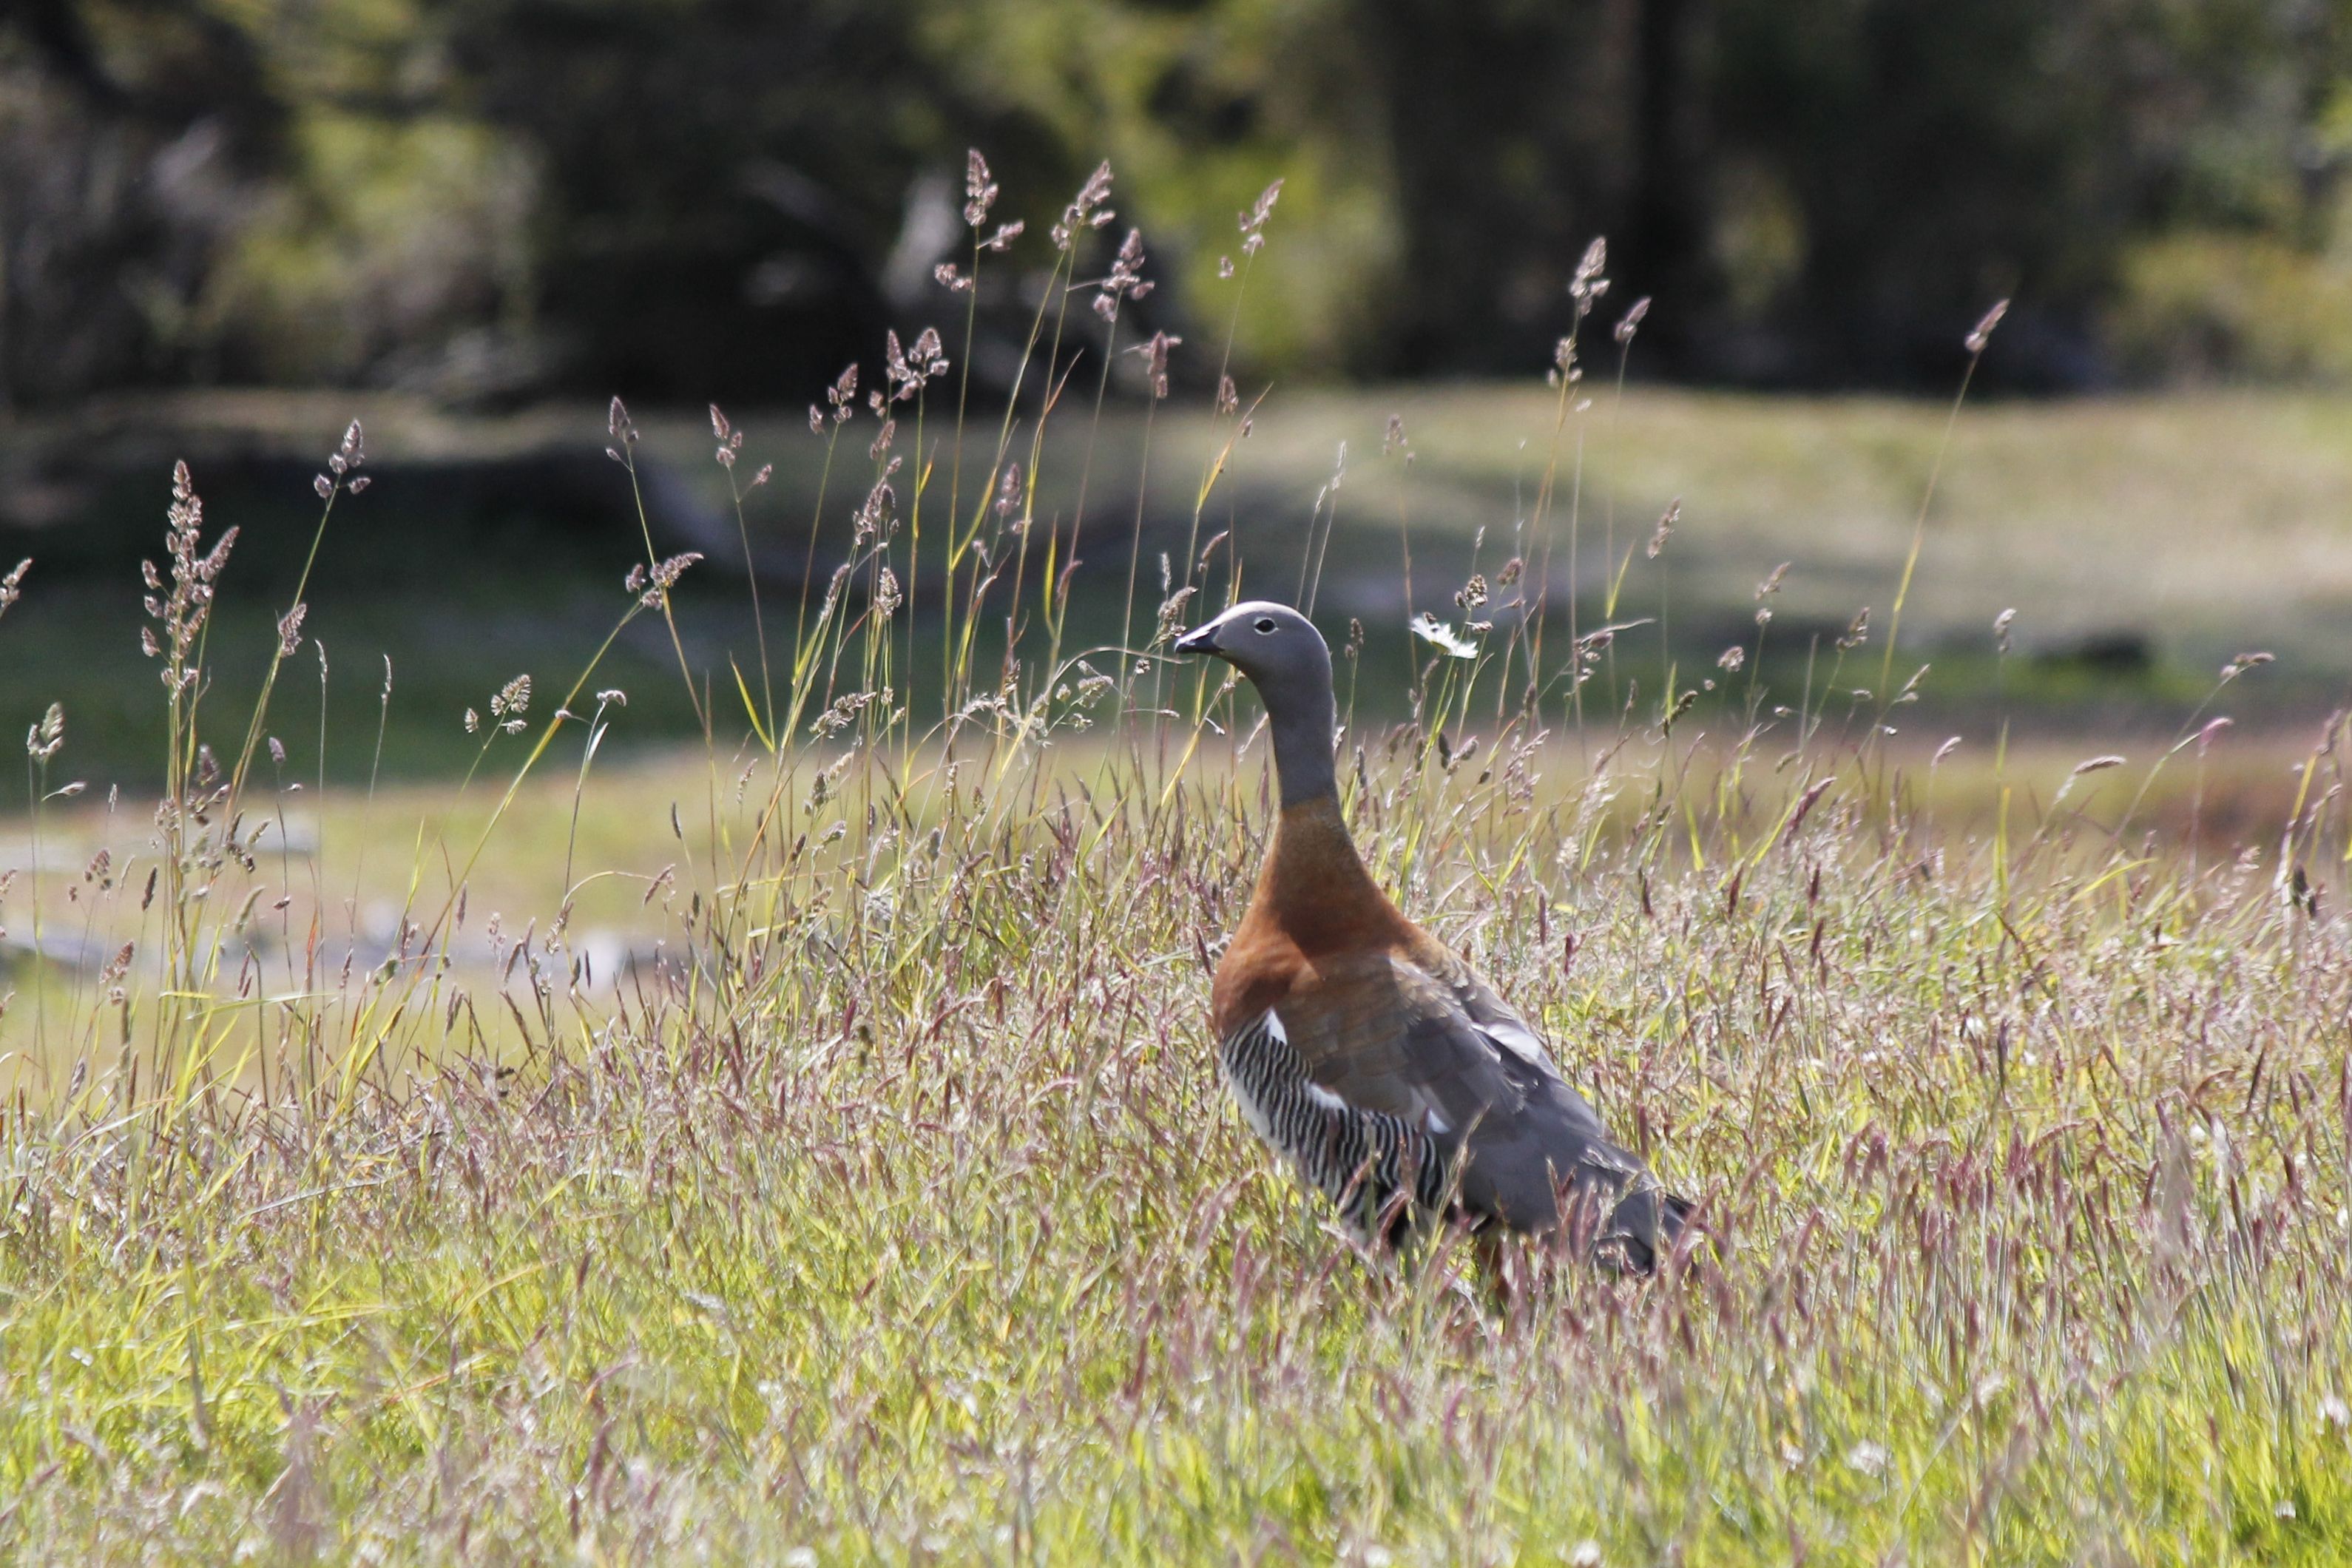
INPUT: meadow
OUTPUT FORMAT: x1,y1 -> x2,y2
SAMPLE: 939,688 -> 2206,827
2,216 -> 2351,1563
14,376 -> 2352,778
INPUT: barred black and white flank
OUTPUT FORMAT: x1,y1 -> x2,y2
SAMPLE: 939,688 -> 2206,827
1220,1008 -> 1451,1241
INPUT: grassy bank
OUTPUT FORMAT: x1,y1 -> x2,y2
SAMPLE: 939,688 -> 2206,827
3,225 -> 2351,1559
1,712 -> 2350,1561
7,384 -> 2352,783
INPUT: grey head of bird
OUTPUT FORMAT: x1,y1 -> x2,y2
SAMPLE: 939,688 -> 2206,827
1173,600 -> 1331,691
1175,600 -> 1338,805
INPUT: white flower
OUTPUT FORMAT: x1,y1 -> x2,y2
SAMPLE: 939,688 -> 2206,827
2319,1394 -> 2350,1431
2274,1500 -> 2297,1519
1569,1543 -> 1603,1568
1845,1440 -> 1890,1478
1409,612 -> 1478,658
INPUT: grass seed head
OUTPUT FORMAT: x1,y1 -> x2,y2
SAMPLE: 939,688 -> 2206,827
1239,178 -> 1283,254
1647,499 -> 1680,559
1615,295 -> 1651,345
1053,160 -> 1115,251
963,148 -> 998,228
27,701 -> 64,761
1966,297 -> 2010,354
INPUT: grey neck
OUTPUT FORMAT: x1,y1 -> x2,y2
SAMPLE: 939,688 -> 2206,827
1261,676 -> 1338,807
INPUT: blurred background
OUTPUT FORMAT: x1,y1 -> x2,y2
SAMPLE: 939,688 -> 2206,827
13,0 -> 2352,399
6,0 -> 2352,780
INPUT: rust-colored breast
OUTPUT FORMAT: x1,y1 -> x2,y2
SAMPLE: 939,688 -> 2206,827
1211,916 -> 1305,1038
1209,796 -> 1415,1038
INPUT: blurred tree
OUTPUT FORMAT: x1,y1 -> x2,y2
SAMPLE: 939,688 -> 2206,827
913,0 -> 1392,376
434,0 -> 1050,399
0,0 -> 286,407
5,0 -> 2352,400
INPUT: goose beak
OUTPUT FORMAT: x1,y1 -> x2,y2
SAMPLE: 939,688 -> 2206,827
1174,622 -> 1220,655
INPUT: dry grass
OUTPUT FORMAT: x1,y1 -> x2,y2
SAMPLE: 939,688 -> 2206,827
2,169 -> 2351,1564
4,717 -> 2352,1562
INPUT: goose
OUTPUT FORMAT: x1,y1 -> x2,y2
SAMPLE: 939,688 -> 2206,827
1177,600 -> 1689,1271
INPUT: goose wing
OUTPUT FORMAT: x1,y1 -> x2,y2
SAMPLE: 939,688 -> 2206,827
1263,947 -> 1679,1259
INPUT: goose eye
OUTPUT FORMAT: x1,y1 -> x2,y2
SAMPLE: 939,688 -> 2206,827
1253,617 -> 1277,633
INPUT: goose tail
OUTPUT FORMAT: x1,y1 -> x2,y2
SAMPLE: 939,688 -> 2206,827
1601,1182 -> 1697,1277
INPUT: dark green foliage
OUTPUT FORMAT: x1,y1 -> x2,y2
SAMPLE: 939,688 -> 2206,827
4,0 -> 2351,399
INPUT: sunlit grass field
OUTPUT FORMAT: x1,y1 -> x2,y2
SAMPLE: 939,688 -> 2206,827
4,709 -> 2351,1561
4,209 -> 2352,1561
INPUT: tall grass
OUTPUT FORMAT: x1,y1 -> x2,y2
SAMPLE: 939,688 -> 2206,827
0,160 -> 2348,1564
